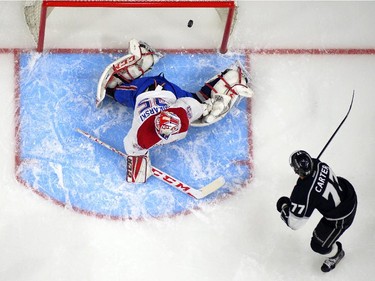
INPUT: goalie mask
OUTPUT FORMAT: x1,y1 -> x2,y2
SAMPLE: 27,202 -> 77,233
155,110 -> 181,140
289,150 -> 314,177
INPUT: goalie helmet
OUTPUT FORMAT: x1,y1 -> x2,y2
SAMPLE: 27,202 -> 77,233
289,150 -> 314,177
155,110 -> 181,140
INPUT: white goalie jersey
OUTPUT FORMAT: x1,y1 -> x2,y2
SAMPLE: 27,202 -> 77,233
124,90 -> 204,156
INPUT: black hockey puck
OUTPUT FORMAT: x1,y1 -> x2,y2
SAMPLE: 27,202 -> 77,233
187,20 -> 193,28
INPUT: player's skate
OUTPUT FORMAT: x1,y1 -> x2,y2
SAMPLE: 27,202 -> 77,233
96,39 -> 163,107
192,60 -> 254,127
321,242 -> 345,272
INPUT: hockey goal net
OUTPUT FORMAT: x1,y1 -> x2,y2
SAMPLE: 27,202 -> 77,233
24,0 -> 237,53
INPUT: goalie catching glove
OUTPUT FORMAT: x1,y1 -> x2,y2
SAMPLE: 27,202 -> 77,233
96,39 -> 163,107
192,61 -> 254,126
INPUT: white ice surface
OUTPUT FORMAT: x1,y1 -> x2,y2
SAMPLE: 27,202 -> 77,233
1,1 -> 375,281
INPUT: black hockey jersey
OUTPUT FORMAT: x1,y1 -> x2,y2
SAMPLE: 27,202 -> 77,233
286,159 -> 357,230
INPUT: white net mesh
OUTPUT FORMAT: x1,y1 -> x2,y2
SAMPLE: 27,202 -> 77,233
216,2 -> 238,35
23,0 -> 237,51
24,1 -> 43,44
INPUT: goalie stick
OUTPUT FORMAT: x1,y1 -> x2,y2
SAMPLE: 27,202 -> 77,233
76,128 -> 225,199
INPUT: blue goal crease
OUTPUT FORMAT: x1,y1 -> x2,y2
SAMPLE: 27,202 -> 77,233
17,51 -> 252,220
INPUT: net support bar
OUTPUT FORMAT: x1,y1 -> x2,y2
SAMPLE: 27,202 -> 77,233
37,0 -> 236,53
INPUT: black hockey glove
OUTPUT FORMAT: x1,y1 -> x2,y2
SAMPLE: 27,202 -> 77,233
276,196 -> 291,212
277,196 -> 291,226
280,206 -> 290,225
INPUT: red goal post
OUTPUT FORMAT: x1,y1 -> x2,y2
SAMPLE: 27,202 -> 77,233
24,0 -> 237,53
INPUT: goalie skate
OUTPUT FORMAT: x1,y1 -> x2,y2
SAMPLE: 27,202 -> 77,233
96,39 -> 163,107
192,60 -> 254,127
321,242 -> 345,273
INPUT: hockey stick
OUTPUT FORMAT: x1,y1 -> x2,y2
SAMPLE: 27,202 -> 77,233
317,90 -> 355,159
76,128 -> 225,199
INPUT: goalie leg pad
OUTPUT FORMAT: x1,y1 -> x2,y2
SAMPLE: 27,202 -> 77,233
192,61 -> 254,126
209,63 -> 254,99
96,39 -> 163,107
114,39 -> 163,82
126,154 -> 152,183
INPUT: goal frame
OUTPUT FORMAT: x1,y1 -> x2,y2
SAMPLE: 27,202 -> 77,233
34,0 -> 237,53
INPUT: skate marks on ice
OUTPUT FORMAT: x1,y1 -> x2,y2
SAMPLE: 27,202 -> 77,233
16,52 -> 252,220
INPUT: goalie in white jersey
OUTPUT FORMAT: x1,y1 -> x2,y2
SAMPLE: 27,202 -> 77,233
96,39 -> 254,183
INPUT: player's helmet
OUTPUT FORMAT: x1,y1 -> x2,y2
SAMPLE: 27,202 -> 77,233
155,110 -> 181,140
289,150 -> 314,177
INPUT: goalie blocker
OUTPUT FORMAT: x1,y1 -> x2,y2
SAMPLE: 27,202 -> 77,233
126,154 -> 152,183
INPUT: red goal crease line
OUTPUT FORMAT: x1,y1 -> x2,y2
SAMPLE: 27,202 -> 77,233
2,48 -> 375,55
247,48 -> 375,55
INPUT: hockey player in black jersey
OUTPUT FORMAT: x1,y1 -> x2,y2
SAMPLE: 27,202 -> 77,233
276,150 -> 357,272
